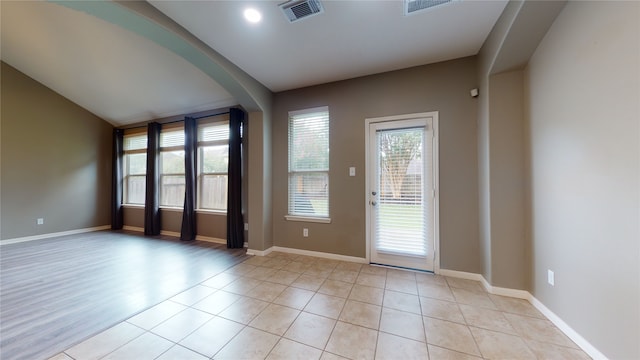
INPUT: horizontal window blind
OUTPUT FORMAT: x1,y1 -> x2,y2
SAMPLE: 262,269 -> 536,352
197,120 -> 229,211
124,134 -> 147,151
375,127 -> 426,257
198,121 -> 229,143
288,109 -> 329,172
123,133 -> 147,205
160,129 -> 185,148
288,107 -> 329,217
160,127 -> 185,207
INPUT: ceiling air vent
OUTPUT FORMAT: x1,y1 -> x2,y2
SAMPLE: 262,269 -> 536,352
280,0 -> 324,23
405,0 -> 453,15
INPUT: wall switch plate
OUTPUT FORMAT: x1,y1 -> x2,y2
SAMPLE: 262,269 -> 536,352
303,228 -> 309,237
548,269 -> 555,286
37,218 -> 44,225
349,167 -> 356,177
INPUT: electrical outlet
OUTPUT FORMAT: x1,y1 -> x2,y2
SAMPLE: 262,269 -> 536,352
303,228 -> 309,237
548,269 -> 555,286
244,223 -> 249,231
37,218 -> 44,225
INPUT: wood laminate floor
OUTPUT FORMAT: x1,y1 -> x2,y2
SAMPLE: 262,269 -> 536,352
0,230 -> 248,360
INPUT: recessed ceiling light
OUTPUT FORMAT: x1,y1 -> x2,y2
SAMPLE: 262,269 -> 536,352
244,8 -> 262,23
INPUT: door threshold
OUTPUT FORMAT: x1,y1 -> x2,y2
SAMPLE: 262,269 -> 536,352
369,262 -> 434,274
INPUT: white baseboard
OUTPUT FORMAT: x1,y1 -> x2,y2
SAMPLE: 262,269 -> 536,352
123,227 -> 231,245
0,225 -> 111,245
123,225 -> 144,233
160,230 -> 180,238
195,235 -> 226,244
480,279 -> 531,300
439,269 -> 485,282
529,296 -> 608,360
247,245 -> 367,264
440,268 -> 607,359
246,247 -> 273,256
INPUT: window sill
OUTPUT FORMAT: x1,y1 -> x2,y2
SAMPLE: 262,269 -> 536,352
196,209 -> 227,216
159,206 -> 183,213
285,215 -> 331,224
122,204 -> 144,209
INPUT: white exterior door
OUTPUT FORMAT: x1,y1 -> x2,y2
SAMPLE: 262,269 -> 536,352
366,113 -> 438,272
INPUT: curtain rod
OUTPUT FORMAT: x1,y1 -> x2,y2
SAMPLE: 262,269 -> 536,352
119,110 -> 231,130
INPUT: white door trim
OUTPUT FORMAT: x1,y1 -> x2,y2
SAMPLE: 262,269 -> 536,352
364,111 -> 440,273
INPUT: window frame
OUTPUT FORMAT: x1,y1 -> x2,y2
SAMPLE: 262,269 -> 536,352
286,106 -> 331,223
196,116 -> 230,212
159,124 -> 186,209
122,131 -> 147,206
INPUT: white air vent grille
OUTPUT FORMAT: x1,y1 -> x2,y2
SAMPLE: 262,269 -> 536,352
280,0 -> 324,22
405,0 -> 453,15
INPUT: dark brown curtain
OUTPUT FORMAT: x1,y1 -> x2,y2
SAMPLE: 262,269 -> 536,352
180,117 -> 197,241
144,122 -> 161,235
227,108 -> 245,248
111,129 -> 124,230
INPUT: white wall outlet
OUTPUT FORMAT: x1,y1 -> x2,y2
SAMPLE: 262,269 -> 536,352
244,223 -> 249,231
349,167 -> 356,177
37,218 -> 44,225
548,269 -> 555,286
303,228 -> 309,237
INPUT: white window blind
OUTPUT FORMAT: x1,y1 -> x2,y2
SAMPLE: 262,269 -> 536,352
288,106 -> 329,217
160,129 -> 185,148
375,127 -> 427,257
123,133 -> 147,205
160,127 -> 185,207
199,121 -> 229,143
198,120 -> 229,211
124,134 -> 147,151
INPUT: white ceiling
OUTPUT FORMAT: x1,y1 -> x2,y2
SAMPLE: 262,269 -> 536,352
1,1 -> 236,126
1,0 -> 508,126
150,0 -> 508,92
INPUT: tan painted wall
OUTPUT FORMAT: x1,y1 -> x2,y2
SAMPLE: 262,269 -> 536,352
123,207 -> 227,240
526,1 -> 639,358
0,62 -> 112,240
272,57 -> 481,272
247,110 -> 273,251
488,70 -> 527,289
476,0 -> 564,289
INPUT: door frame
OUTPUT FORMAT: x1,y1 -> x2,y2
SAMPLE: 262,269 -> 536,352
364,112 -> 440,273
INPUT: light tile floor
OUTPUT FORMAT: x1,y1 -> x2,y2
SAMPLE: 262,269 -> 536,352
51,252 -> 591,360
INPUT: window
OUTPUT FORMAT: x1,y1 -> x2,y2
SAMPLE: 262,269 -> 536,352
123,132 -> 147,205
160,126 -> 185,208
287,106 -> 330,219
198,118 -> 229,211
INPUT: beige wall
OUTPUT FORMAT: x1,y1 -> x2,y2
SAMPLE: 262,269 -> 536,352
488,70 -> 528,289
273,57 -> 481,272
0,62 -> 113,240
476,0 -> 564,290
525,1 -> 639,358
247,110 -> 273,251
123,208 -> 228,240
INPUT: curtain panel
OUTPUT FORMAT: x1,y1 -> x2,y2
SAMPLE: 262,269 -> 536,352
227,108 -> 245,248
144,122 -> 161,235
181,117 -> 197,240
111,129 -> 124,230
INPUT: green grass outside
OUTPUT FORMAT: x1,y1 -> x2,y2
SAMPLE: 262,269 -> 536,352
378,203 -> 424,231
308,200 -> 423,231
